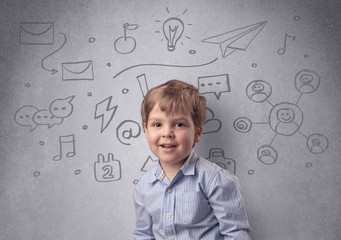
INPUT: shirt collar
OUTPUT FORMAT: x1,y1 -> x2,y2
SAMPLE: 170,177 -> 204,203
148,150 -> 197,184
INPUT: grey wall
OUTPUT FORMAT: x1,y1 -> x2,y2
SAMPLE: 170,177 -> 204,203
1,0 -> 340,239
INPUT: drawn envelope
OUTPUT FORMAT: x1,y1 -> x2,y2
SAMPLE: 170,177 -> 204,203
62,60 -> 94,81
20,22 -> 54,45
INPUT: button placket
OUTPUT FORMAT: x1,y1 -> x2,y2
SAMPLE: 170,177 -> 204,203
163,186 -> 176,238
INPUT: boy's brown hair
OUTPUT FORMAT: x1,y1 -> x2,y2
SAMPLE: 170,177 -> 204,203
141,80 -> 207,132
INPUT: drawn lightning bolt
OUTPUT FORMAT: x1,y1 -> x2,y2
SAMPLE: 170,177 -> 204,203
95,96 -> 118,133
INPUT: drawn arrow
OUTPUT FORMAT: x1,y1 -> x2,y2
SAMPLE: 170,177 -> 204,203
41,32 -> 67,74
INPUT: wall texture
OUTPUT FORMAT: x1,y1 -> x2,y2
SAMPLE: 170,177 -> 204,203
0,0 -> 340,239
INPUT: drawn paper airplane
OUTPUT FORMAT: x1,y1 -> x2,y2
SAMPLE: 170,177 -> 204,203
201,21 -> 267,58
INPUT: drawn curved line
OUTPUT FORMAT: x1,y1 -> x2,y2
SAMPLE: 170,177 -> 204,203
21,23 -> 53,36
113,58 -> 219,79
41,32 -> 67,74
62,62 -> 92,74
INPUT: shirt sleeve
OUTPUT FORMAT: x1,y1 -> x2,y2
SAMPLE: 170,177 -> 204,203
133,186 -> 155,240
207,169 -> 251,240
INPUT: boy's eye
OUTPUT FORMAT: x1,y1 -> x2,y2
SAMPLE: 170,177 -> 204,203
176,123 -> 184,127
152,123 -> 161,127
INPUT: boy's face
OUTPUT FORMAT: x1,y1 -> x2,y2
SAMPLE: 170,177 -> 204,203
144,104 -> 201,169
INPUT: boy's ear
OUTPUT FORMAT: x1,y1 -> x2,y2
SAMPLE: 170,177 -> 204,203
143,123 -> 149,139
194,127 -> 202,143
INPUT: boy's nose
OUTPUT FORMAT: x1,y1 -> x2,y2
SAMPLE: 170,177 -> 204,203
162,127 -> 174,138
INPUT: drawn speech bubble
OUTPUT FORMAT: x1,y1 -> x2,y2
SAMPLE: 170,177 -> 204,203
14,105 -> 39,131
198,74 -> 230,100
49,95 -> 75,118
33,109 -> 63,128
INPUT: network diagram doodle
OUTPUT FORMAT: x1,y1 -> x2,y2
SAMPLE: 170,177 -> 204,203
14,95 -> 75,131
233,69 -> 328,165
201,21 -> 267,58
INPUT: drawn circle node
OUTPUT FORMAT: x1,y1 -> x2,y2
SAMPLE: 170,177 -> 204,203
88,37 -> 96,43
307,133 -> 328,154
25,83 -> 31,88
246,80 -> 272,102
33,171 -> 40,177
269,102 -> 303,136
248,170 -> 255,175
257,145 -> 278,165
122,88 -> 129,94
295,69 -> 320,94
233,117 -> 252,133
305,162 -> 313,168
251,63 -> 257,68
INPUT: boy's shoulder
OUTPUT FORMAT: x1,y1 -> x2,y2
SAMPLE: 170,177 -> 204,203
191,151 -> 237,181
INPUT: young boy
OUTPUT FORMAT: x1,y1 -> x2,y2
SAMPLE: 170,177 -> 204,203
133,80 -> 251,239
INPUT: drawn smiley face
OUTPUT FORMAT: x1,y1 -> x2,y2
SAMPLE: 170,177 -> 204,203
246,80 -> 272,103
300,74 -> 314,85
252,83 -> 265,93
261,149 -> 271,156
276,108 -> 295,123
49,95 -> 75,118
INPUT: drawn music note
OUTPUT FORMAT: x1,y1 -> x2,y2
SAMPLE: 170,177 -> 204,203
277,33 -> 296,55
53,134 -> 76,161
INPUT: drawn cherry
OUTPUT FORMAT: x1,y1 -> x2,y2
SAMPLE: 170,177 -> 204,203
114,23 -> 138,54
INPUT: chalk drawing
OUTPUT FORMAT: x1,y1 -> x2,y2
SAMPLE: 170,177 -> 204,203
114,23 -> 138,54
94,96 -> 118,133
94,153 -> 122,182
201,21 -> 267,58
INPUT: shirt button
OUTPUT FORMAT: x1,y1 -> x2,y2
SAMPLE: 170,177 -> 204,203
167,213 -> 171,218
168,188 -> 172,193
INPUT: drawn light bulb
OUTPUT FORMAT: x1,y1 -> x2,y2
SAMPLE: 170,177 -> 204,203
163,17 -> 184,51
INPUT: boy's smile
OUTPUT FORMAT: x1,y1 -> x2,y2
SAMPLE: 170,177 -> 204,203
144,104 -> 201,173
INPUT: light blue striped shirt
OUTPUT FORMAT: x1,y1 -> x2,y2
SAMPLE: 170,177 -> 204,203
133,151 -> 251,240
